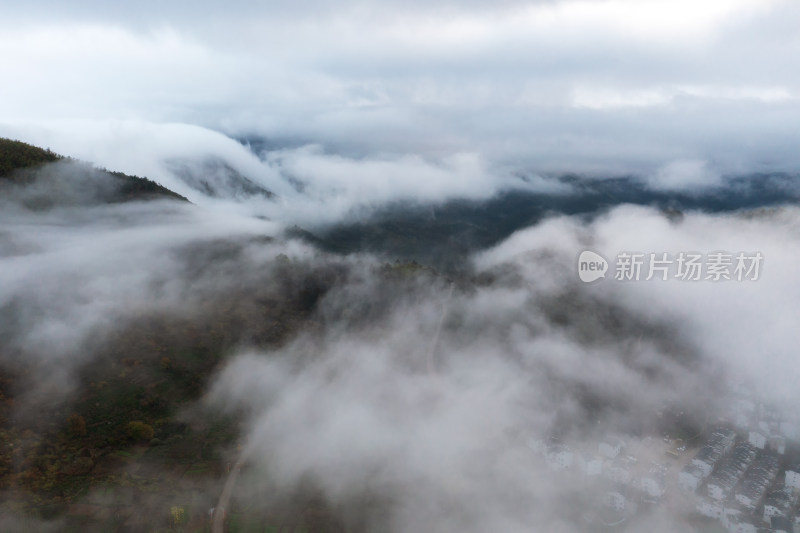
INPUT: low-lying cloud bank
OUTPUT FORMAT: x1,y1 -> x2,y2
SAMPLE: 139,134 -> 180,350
1,161 -> 799,530
4,120 -> 798,232
0,120 -> 549,225
204,205 -> 800,531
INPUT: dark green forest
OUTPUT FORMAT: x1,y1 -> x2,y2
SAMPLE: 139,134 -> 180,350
0,138 -> 60,177
0,138 -> 187,203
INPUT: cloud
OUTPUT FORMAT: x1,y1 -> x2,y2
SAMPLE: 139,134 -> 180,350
2,161 -> 799,530
646,159 -> 723,191
1,0 -> 799,183
477,204 -> 800,407
201,200 -> 800,531
264,145 -> 512,221
202,202 -> 800,531
0,178 -> 285,411
1,120 -> 550,225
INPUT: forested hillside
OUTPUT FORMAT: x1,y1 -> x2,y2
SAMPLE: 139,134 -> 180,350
0,138 -> 60,177
0,138 -> 187,203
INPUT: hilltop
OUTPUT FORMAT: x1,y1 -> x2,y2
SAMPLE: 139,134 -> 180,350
0,137 -> 187,203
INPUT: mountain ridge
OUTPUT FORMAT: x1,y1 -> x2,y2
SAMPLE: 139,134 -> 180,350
0,137 -> 189,204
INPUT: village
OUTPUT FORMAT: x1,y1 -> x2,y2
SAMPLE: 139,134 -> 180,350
529,388 -> 800,532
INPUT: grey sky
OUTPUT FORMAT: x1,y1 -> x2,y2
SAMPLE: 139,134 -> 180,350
1,0 -> 799,195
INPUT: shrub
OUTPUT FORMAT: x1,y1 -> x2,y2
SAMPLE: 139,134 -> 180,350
126,421 -> 155,441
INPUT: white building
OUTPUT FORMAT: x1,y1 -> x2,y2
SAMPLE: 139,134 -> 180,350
599,438 -> 625,460
785,465 -> 800,490
546,446 -> 574,471
606,491 -> 626,512
764,501 -> 784,524
691,453 -> 720,477
706,478 -> 731,501
679,464 -> 705,492
696,498 -> 722,519
748,431 -> 767,449
768,435 -> 786,455
640,469 -> 666,499
582,455 -> 603,477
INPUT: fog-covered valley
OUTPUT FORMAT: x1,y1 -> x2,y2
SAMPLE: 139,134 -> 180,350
0,139 -> 798,532
3,1 -> 800,531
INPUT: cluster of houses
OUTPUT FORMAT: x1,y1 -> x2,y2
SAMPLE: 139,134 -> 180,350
530,434 -> 666,521
526,387 -> 800,531
680,426 -> 800,533
731,392 -> 798,449
680,428 -> 738,492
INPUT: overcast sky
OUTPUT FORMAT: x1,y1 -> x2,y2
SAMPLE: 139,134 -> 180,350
1,0 -> 799,188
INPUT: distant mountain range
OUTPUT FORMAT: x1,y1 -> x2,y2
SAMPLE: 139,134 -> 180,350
297,172 -> 800,269
3,136 -> 799,269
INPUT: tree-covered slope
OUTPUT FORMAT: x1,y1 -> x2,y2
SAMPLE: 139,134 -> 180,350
0,138 -> 60,177
0,137 -> 187,203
